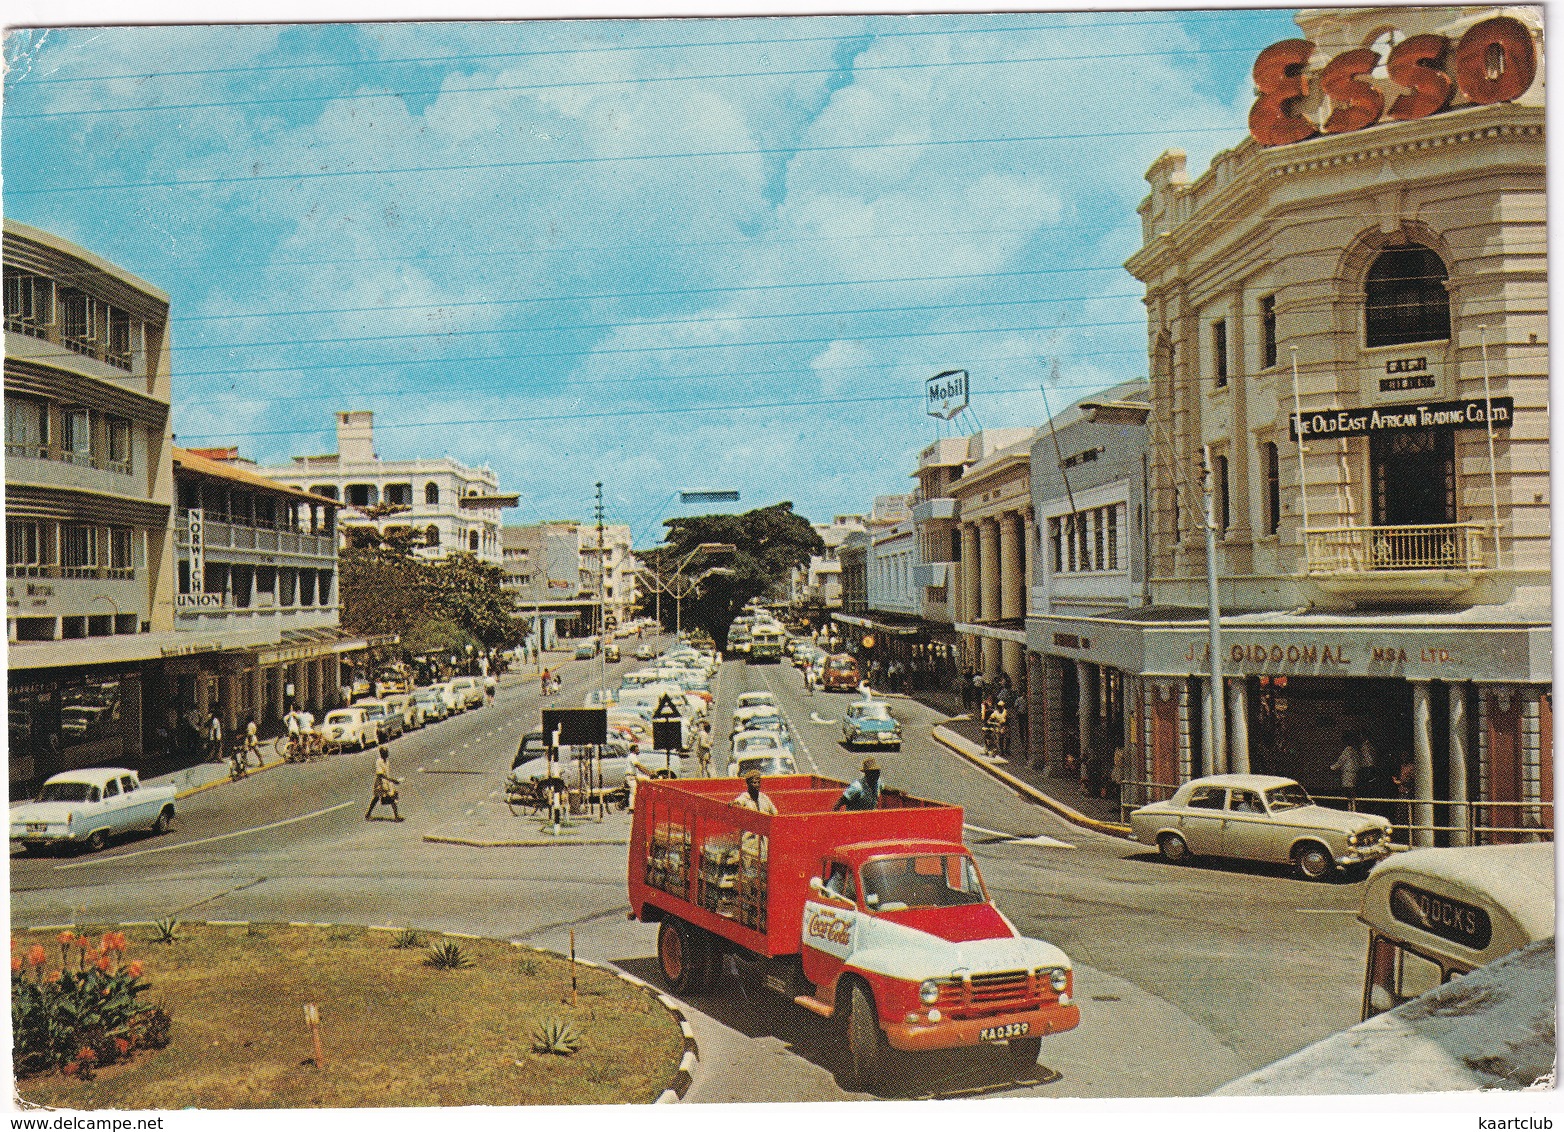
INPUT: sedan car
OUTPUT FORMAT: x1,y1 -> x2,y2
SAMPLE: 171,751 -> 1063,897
734,691 -> 778,711
10,768 -> 176,855
357,698 -> 404,740
1129,774 -> 1393,880
320,707 -> 379,752
411,687 -> 449,722
728,730 -> 790,769
634,644 -> 656,661
728,751 -> 799,778
842,700 -> 902,750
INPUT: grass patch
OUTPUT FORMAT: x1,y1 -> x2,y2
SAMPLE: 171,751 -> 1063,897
15,924 -> 684,1110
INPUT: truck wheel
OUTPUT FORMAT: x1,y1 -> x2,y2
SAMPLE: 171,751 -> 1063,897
657,919 -> 709,994
153,807 -> 174,835
843,982 -> 887,1091
1293,842 -> 1335,881
1008,1035 -> 1043,1068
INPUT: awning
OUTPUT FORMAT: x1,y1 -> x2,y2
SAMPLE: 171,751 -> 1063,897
954,621 -> 1028,644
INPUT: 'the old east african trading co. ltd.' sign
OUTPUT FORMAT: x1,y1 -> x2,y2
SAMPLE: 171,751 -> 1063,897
1289,397 -> 1513,441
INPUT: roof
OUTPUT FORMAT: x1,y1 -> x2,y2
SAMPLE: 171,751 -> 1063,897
174,447 -> 340,507
1181,774 -> 1300,790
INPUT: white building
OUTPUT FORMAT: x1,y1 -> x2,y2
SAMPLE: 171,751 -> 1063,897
258,411 -> 516,565
502,520 -> 638,643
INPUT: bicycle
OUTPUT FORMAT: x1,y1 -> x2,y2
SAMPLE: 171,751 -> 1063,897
228,741 -> 249,781
982,721 -> 1009,759
276,731 -> 325,763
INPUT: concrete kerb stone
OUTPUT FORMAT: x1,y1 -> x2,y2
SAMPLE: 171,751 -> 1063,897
172,754 -> 290,800
930,724 -> 1134,838
423,833 -> 631,848
30,917 -> 700,1104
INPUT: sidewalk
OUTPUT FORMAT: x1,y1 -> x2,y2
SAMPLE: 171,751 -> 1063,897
936,714 -> 1131,834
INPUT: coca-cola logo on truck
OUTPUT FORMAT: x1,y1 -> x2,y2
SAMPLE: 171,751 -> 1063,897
806,908 -> 852,947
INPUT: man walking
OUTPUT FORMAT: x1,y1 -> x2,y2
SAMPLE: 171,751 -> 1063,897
366,745 -> 403,821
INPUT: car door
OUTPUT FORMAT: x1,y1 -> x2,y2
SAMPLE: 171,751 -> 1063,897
801,859 -> 860,995
118,774 -> 156,831
1221,788 -> 1278,861
97,775 -> 133,835
1177,785 -> 1228,854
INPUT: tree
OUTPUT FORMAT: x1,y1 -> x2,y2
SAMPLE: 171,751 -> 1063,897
638,503 -> 824,650
339,544 -> 521,658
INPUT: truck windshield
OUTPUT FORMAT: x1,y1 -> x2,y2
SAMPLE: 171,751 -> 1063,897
861,855 -> 985,911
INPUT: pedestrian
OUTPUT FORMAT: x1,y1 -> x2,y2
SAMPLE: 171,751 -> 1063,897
484,674 -> 497,706
803,661 -> 815,695
832,758 -> 883,812
540,668 -> 551,697
985,700 -> 1009,757
1013,689 -> 1028,755
1391,756 -> 1416,831
1110,746 -> 1126,806
205,711 -> 223,762
365,745 -> 403,821
551,673 -> 562,696
694,719 -> 714,777
243,717 -> 261,767
960,668 -> 975,711
1331,732 -> 1363,802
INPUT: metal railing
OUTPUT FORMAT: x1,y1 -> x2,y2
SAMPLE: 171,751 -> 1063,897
1118,780 -> 1552,846
1305,522 -> 1487,575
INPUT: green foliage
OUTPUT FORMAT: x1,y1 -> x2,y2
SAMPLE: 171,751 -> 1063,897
518,957 -> 540,977
149,918 -> 180,945
424,941 -> 475,970
340,544 -> 521,657
11,933 -> 167,1079
640,503 -> 825,649
391,928 -> 425,950
531,1017 -> 582,1056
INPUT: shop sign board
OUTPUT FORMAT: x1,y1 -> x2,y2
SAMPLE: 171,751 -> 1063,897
187,507 -> 205,587
926,369 -> 969,420
1289,397 -> 1513,441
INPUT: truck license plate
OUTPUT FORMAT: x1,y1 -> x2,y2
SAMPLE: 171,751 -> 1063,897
979,1022 -> 1029,1042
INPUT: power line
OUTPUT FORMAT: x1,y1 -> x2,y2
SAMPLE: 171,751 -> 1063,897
7,43 -> 1261,122
7,122 -> 1241,198
9,12 -> 1284,87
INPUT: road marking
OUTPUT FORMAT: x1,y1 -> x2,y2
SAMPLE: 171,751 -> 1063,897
52,800 -> 359,870
963,822 -> 1075,850
808,712 -> 838,725
761,665 -> 819,772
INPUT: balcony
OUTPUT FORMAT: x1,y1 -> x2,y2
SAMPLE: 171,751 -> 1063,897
911,497 -> 957,524
913,561 -> 950,589
1304,523 -> 1489,597
176,515 -> 336,561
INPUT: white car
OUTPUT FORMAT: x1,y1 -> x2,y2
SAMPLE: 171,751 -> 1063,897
320,707 -> 380,752
727,749 -> 799,778
10,768 -> 176,855
411,687 -> 449,722
734,691 -> 778,711
727,730 -> 791,773
448,676 -> 484,709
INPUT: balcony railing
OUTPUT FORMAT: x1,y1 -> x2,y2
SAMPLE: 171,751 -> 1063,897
1304,523 -> 1488,576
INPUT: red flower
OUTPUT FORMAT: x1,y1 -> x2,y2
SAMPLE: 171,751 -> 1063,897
114,1038 -> 130,1055
58,931 -> 76,946
126,961 -> 144,978
73,935 -> 92,950
100,931 -> 127,954
95,953 -> 116,973
10,956 -> 22,974
43,970 -> 61,985
62,1062 -> 79,1076
27,945 -> 47,968
77,1047 -> 97,1061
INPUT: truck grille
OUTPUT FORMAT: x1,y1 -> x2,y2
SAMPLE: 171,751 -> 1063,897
934,970 -> 1045,1018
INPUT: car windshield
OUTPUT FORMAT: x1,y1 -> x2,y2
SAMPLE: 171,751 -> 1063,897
35,781 -> 94,803
735,735 -> 779,752
738,694 -> 775,708
860,854 -> 985,911
737,756 -> 790,776
1266,783 -> 1312,811
851,703 -> 893,721
747,715 -> 784,730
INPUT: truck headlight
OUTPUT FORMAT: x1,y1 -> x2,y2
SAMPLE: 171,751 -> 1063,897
919,979 -> 941,1004
1049,968 -> 1069,993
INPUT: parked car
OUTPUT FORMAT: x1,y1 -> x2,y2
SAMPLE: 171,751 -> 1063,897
357,698 -> 404,740
574,641 -> 598,660
842,700 -> 902,750
514,730 -> 549,769
734,691 -> 778,711
605,644 -> 621,663
1129,773 -> 1393,880
320,706 -> 379,752
448,676 -> 484,709
10,768 -> 176,855
634,644 -> 656,661
430,681 -> 463,715
382,692 -> 422,731
411,687 -> 449,723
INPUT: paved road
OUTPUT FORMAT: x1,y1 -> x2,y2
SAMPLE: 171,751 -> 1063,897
10,645 -> 1372,1103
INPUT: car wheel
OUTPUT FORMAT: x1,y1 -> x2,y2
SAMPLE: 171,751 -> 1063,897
842,981 -> 887,1091
1008,1035 -> 1043,1068
85,830 -> 109,853
1158,832 -> 1191,864
153,807 -> 174,835
657,918 -> 709,994
1293,842 -> 1335,881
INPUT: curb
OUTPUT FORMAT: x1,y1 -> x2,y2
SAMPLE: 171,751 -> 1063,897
172,755 -> 289,801
26,918 -> 699,1104
931,725 -> 1134,838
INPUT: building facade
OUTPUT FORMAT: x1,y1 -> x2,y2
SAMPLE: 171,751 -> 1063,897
259,411 -> 515,565
1101,6 -> 1549,844
502,521 -> 638,645
6,220 -> 177,789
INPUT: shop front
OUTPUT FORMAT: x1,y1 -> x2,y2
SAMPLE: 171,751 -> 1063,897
9,664 -> 145,796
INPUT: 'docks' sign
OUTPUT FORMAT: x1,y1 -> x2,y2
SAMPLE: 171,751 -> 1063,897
1288,397 -> 1513,441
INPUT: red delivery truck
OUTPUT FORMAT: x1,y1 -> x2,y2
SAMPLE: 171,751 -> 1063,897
629,775 -> 1079,1088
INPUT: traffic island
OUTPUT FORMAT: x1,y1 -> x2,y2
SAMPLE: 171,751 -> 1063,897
13,921 -> 688,1109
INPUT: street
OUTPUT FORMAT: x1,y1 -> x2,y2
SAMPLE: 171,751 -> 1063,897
11,645 -> 1372,1102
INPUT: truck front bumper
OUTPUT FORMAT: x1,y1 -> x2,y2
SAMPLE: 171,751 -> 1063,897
884,1001 -> 1080,1053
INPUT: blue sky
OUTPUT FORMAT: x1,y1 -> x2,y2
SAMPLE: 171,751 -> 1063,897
4,5 -> 1301,546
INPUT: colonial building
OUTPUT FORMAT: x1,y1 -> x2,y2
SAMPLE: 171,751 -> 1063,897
1101,6 -> 1549,845
258,410 -> 516,565
502,521 -> 638,645
6,220 -> 177,790
1025,381 -> 1151,776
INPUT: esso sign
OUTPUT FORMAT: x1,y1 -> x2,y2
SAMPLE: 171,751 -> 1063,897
1249,16 -> 1538,147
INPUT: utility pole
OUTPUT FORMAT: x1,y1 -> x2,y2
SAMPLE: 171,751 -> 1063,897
595,482 -> 606,696
1200,447 -> 1227,776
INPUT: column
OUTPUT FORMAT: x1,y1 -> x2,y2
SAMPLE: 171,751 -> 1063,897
1449,683 -> 1470,847
1001,639 -> 1022,688
981,637 -> 1001,680
1077,660 -> 1098,776
1044,654 -> 1068,777
1022,512 -> 1036,616
978,519 -> 1000,622
960,524 -> 979,624
1227,676 -> 1250,774
1411,681 -> 1435,848
998,512 -> 1022,621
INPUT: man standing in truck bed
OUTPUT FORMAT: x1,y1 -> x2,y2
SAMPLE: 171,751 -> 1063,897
832,758 -> 882,811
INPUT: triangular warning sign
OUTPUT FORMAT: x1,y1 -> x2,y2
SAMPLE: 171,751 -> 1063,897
652,693 -> 681,720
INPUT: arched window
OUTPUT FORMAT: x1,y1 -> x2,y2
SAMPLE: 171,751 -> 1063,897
425,525 -> 440,547
469,530 -> 479,552
1365,245 -> 1450,348
425,482 -> 440,506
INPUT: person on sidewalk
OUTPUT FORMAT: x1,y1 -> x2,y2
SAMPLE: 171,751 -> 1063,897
243,717 -> 261,768
693,720 -> 714,777
366,745 -> 403,821
1331,732 -> 1363,802
484,674 -> 497,706
832,758 -> 883,812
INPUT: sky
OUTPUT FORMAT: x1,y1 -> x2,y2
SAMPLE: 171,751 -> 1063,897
3,2 -> 1303,548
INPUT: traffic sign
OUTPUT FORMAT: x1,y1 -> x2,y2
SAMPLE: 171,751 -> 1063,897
651,694 -> 681,721
653,719 -> 683,753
